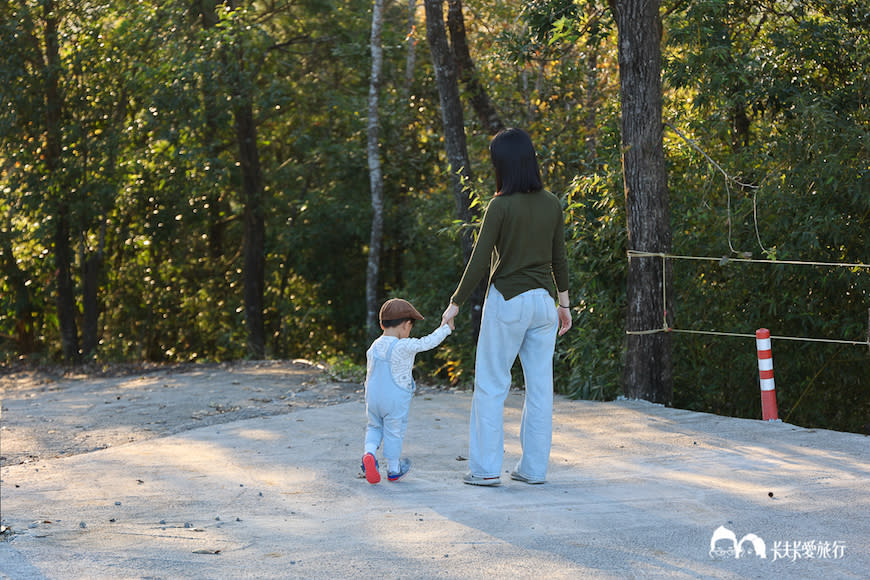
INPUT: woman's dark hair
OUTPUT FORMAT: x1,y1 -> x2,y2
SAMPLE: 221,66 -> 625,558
489,128 -> 543,196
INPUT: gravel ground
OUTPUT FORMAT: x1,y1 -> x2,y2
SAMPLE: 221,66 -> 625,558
0,360 -> 384,468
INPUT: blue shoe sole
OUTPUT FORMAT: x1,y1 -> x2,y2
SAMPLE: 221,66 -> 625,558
388,459 -> 411,482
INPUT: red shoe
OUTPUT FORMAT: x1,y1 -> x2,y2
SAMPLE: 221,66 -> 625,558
362,453 -> 380,484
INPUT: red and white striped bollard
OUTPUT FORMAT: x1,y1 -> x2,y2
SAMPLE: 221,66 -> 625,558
756,328 -> 779,421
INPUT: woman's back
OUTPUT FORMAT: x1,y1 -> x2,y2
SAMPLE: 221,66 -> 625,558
486,190 -> 567,301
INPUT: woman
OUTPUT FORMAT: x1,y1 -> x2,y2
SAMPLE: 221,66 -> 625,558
443,128 -> 571,486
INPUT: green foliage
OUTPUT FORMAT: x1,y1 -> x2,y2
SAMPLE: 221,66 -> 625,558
662,0 -> 870,432
0,0 -> 867,434
321,354 -> 367,385
557,169 -> 627,401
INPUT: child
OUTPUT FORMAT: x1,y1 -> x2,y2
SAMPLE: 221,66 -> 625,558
361,298 -> 455,483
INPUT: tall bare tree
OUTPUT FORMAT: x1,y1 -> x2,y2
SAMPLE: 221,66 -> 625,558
611,0 -> 673,404
226,1 -> 266,358
366,0 -> 386,336
41,0 -> 80,361
445,0 -> 503,135
424,0 -> 485,338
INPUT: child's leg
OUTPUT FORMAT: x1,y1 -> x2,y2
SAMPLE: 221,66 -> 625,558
364,400 -> 385,455
381,391 -> 413,472
363,395 -> 386,483
364,423 -> 383,456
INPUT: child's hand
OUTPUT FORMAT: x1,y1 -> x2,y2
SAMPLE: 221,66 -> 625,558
443,314 -> 455,331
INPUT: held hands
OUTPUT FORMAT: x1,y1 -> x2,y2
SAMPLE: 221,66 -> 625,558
441,302 -> 459,331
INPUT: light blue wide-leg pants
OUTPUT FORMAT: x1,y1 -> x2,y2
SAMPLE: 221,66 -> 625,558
469,286 -> 558,480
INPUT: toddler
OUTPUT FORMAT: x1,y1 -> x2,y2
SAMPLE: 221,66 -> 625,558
361,298 -> 455,483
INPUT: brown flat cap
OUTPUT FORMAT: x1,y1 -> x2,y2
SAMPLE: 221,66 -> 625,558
380,298 -> 424,322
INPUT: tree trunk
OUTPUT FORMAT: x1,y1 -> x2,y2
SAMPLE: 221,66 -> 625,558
223,1 -> 266,359
81,252 -> 101,356
366,0 -> 385,337
235,99 -> 266,358
43,1 -> 80,362
53,212 -> 79,361
80,222 -> 105,357
446,0 -> 504,135
424,0 -> 485,339
1,240 -> 37,353
611,0 -> 673,404
79,84 -> 118,358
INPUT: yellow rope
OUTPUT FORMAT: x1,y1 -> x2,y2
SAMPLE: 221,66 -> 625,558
625,251 -> 870,347
626,326 -> 870,346
627,250 -> 870,270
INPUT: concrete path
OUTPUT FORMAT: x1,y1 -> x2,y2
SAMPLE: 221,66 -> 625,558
2,391 -> 868,579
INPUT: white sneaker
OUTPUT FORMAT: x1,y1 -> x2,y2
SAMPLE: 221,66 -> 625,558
510,471 -> 546,484
463,472 -> 501,486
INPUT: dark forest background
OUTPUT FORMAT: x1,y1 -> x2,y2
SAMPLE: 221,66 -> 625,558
1,1 -> 867,433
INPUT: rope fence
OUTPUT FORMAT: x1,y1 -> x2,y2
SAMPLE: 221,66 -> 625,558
625,250 -> 870,348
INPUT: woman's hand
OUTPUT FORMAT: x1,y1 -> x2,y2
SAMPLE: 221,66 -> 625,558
557,306 -> 572,336
556,290 -> 572,336
442,302 -> 459,327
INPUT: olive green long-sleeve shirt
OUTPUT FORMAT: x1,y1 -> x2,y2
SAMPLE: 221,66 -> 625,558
450,189 -> 569,305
